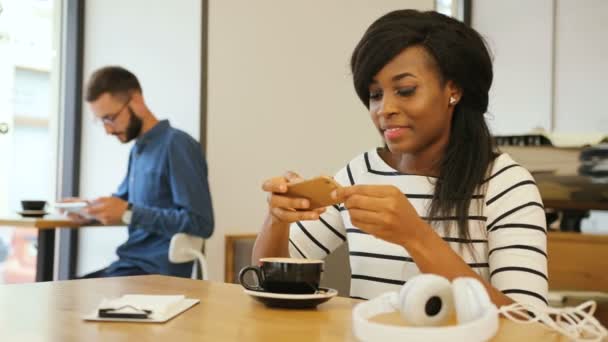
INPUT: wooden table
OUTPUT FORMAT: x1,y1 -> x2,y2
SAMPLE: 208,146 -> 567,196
0,275 -> 582,341
535,174 -> 608,231
0,215 -> 82,281
536,174 -> 608,210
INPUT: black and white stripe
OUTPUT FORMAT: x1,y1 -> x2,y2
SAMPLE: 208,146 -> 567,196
289,150 -> 548,307
488,245 -> 547,258
289,239 -> 306,258
486,202 -> 544,230
351,274 -> 406,286
482,164 -> 522,184
486,180 -> 536,206
502,289 -> 548,305
488,223 -> 547,234
295,222 -> 330,255
350,251 -> 490,268
319,217 -> 346,241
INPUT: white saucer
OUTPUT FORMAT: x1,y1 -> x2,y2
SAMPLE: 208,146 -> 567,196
244,287 -> 338,309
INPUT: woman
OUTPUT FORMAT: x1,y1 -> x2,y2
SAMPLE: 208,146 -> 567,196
253,9 -> 547,309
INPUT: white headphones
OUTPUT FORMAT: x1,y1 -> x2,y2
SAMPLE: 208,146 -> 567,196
353,274 -> 499,342
353,274 -> 607,342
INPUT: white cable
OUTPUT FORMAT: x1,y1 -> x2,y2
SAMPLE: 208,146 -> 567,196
498,301 -> 608,342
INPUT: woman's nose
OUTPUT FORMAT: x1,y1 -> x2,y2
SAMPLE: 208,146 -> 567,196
376,94 -> 399,117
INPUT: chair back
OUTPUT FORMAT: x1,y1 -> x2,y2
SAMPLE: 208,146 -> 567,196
169,233 -> 208,280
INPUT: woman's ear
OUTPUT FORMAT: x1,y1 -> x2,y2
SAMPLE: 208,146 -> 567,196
446,80 -> 463,106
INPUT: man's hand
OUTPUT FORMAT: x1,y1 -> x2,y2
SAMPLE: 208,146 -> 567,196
86,197 -> 129,225
58,197 -> 93,225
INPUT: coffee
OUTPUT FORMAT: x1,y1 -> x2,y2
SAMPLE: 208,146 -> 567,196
239,257 -> 323,294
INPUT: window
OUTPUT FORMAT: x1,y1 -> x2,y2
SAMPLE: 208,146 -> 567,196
0,0 -> 62,284
435,0 -> 470,25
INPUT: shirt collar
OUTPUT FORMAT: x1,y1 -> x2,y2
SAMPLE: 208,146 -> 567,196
135,119 -> 170,152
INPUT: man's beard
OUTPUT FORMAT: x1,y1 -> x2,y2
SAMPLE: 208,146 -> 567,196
121,107 -> 143,142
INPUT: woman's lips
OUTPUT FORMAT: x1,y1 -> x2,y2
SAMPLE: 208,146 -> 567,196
383,127 -> 410,140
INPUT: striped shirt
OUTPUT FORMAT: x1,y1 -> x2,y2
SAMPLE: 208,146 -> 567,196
289,148 -> 548,308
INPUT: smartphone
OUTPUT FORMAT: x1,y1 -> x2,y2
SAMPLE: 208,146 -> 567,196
285,176 -> 342,209
98,308 -> 152,319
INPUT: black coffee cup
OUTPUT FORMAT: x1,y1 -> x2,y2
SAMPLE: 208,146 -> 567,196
239,257 -> 323,294
21,200 -> 47,211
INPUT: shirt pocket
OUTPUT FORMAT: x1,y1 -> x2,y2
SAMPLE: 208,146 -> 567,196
133,169 -> 172,205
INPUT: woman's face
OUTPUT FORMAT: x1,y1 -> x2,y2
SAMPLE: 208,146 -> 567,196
368,46 -> 460,156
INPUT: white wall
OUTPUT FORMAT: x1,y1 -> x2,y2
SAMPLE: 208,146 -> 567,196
205,0 -> 433,281
473,0 -> 608,135
554,0 -> 608,132
77,0 -> 201,275
472,0 -> 554,135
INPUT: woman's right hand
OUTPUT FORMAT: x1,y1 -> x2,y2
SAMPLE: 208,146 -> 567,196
262,171 -> 326,224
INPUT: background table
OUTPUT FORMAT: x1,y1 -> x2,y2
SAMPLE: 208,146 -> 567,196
0,275 -> 585,341
535,174 -> 608,231
0,215 -> 83,281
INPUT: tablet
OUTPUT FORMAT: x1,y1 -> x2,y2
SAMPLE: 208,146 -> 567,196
54,201 -> 93,219
54,201 -> 88,212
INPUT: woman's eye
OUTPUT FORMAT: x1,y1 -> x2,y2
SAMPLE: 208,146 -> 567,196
369,90 -> 383,100
396,87 -> 416,97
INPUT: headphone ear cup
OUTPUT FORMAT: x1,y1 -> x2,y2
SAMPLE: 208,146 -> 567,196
398,274 -> 454,326
452,277 -> 493,324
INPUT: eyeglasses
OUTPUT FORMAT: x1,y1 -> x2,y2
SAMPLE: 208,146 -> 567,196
100,98 -> 131,125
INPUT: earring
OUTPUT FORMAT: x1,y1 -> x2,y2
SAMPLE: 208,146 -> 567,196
449,97 -> 457,105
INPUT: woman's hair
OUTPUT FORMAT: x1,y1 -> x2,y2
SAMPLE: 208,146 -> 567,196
85,66 -> 142,102
350,10 -> 496,242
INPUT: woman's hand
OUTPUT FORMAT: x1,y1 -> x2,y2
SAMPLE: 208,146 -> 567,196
334,185 -> 428,247
262,171 -> 326,225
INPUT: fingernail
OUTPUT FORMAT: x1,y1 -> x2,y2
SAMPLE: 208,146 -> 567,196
331,190 -> 337,199
309,214 -> 317,220
301,200 -> 309,208
279,185 -> 286,192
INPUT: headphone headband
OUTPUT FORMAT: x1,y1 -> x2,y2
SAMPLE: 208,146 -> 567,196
352,292 -> 499,342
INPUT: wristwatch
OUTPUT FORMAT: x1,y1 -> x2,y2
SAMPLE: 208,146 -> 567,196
122,202 -> 133,225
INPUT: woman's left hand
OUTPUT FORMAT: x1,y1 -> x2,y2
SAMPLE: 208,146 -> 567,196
334,185 -> 427,247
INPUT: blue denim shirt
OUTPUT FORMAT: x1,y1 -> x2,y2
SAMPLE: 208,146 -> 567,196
107,120 -> 214,277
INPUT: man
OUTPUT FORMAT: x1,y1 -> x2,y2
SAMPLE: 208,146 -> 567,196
67,66 -> 214,278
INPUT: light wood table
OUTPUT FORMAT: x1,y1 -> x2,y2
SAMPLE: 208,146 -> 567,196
0,215 -> 85,281
0,214 -> 81,229
0,275 -> 584,341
